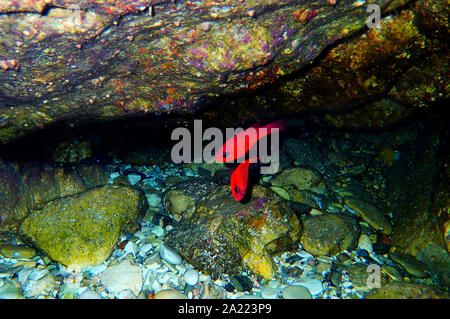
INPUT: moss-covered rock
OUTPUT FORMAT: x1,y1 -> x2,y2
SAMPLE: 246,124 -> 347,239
162,178 -> 219,219
20,184 -> 147,268
365,282 -> 449,299
165,183 -> 301,280
0,0 -> 417,144
300,213 -> 360,257
343,197 -> 392,235
271,167 -> 326,194
0,161 -> 108,233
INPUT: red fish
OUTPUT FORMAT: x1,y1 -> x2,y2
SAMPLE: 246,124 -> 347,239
215,120 -> 286,163
230,157 -> 257,201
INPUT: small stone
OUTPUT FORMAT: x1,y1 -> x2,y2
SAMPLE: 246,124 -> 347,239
146,193 -> 162,207
154,289 -> 188,299
110,172 -> 120,181
231,275 -> 253,292
0,281 -> 24,299
224,283 -> 235,292
159,244 -> 182,265
270,186 -> 290,200
78,290 -> 102,299
293,279 -> 323,295
200,22 -> 211,32
357,234 -> 373,254
268,280 -> 281,289
152,225 -> 165,237
389,252 -> 429,278
282,285 -> 312,299
238,295 -> 264,299
100,260 -> 143,295
381,264 -> 403,281
271,167 -> 325,193
0,244 -> 36,259
118,289 -> 137,299
14,260 -> 37,268
184,269 -> 199,286
122,241 -> 137,258
87,263 -> 107,277
261,287 -> 279,299
127,174 -> 142,185
22,270 -> 56,298
139,243 -> 153,257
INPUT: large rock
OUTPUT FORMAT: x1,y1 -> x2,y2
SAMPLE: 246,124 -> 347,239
194,1 -> 448,131
300,213 -> 360,257
165,182 -> 302,280
0,0 -> 417,144
162,178 -> 219,219
20,185 -> 147,268
0,161 -> 108,233
384,115 -> 449,285
343,197 -> 392,235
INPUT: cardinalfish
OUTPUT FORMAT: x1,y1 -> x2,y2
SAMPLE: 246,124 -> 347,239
230,156 -> 257,201
221,120 -> 286,201
215,119 -> 286,164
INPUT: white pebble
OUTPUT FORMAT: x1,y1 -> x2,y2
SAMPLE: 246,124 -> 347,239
139,243 -> 153,257
298,250 -> 314,259
152,225 -> 165,237
238,295 -> 264,299
159,245 -> 182,265
293,279 -> 323,295
261,287 -> 279,299
88,263 -> 107,276
268,280 -> 281,289
100,260 -> 143,295
127,174 -> 141,185
146,193 -> 162,207
282,286 -> 312,299
122,241 -> 137,258
78,290 -> 102,299
118,289 -> 137,299
151,279 -> 162,293
109,172 -> 120,181
357,234 -> 373,254
184,270 -> 199,286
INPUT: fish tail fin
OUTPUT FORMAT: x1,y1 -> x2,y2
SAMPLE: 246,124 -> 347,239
264,119 -> 288,132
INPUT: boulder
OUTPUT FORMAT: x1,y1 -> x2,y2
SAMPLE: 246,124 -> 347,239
165,183 -> 302,280
20,185 -> 147,268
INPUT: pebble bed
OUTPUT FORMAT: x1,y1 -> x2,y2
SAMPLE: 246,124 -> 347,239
0,159 -> 404,300
0,125 -> 444,299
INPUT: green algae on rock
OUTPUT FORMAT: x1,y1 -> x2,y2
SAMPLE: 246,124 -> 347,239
300,213 -> 360,257
199,2 -> 448,131
343,197 -> 392,235
19,185 -> 147,268
0,161 -> 108,233
0,243 -> 36,259
0,0 -> 413,144
364,281 -> 450,299
271,167 -> 326,194
165,183 -> 302,280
